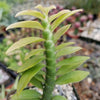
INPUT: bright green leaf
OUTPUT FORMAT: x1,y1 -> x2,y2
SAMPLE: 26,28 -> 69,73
15,10 -> 45,20
56,71 -> 89,85
52,95 -> 67,100
17,64 -> 44,94
51,9 -> 82,31
11,90 -> 41,100
49,10 -> 70,22
18,56 -> 45,72
54,25 -> 71,43
6,21 -> 44,30
30,77 -> 43,89
56,42 -> 75,51
56,46 -> 82,58
6,37 -> 45,54
25,49 -> 45,60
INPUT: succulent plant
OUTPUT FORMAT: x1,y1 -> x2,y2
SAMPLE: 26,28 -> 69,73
6,5 -> 89,100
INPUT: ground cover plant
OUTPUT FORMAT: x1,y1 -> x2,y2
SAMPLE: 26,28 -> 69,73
6,5 -> 89,100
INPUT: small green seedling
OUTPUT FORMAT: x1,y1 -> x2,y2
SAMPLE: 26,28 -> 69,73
6,5 -> 89,100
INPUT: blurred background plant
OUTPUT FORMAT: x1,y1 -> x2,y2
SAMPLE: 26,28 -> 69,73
65,0 -> 100,15
0,33 -> 29,70
0,1 -> 17,27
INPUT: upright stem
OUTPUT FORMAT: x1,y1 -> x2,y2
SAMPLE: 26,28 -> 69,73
42,15 -> 56,100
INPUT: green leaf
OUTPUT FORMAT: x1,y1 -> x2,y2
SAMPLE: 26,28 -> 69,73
56,42 -> 75,51
6,37 -> 45,54
11,90 -> 41,100
52,95 -> 67,100
25,49 -> 45,60
6,21 -> 44,30
35,73 -> 45,83
15,10 -> 45,20
56,56 -> 89,75
37,70 -> 45,76
49,10 -> 70,22
51,9 -> 82,31
17,64 -> 44,94
56,46 -> 82,58
54,25 -> 71,43
56,56 -> 89,67
8,65 -> 19,71
56,71 -> 89,85
46,5 -> 56,15
35,4 -> 56,15
30,77 -> 43,89
17,56 -> 45,72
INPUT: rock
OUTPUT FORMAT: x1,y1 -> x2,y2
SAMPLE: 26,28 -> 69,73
33,84 -> 77,100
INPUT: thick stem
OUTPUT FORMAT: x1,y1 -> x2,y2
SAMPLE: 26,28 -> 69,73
42,16 -> 56,100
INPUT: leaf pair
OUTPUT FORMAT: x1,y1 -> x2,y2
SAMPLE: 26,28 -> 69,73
12,91 -> 67,100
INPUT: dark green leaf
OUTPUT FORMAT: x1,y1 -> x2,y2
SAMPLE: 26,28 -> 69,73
30,77 -> 43,89
34,74 -> 45,83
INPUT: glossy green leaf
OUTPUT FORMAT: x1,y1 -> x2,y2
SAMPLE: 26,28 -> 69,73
52,95 -> 67,100
11,90 -> 41,100
17,56 -> 45,72
17,64 -> 44,94
6,21 -> 44,30
6,37 -> 45,54
35,4 -> 56,15
56,71 -> 89,85
56,56 -> 89,67
51,9 -> 82,31
49,10 -> 70,22
54,25 -> 71,43
25,49 -> 45,60
30,77 -> 43,89
57,56 -> 89,75
56,42 -> 75,51
15,10 -> 45,20
56,46 -> 82,58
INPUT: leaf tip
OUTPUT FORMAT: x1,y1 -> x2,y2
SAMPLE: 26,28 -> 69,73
15,13 -> 19,17
35,4 -> 42,9
6,26 -> 10,31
